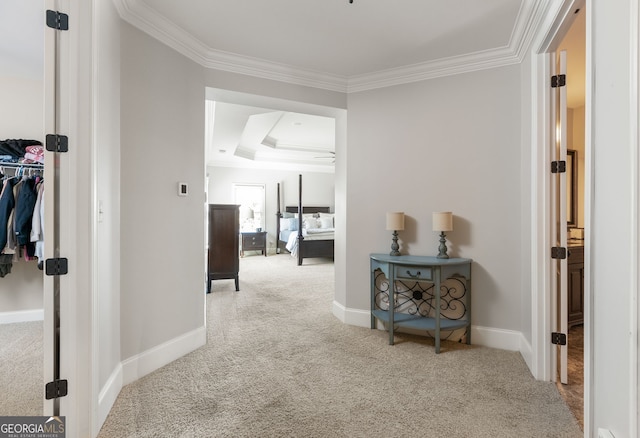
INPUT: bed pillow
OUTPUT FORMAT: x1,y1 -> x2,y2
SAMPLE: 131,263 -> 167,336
280,218 -> 299,231
319,217 -> 333,229
303,217 -> 319,229
318,212 -> 334,227
280,218 -> 291,231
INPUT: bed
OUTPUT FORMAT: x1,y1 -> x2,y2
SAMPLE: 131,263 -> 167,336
276,176 -> 335,265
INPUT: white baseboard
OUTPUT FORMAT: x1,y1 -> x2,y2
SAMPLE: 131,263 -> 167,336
98,363 -> 123,431
334,301 -> 525,352
0,308 -> 44,324
97,327 -> 206,434
471,325 -> 522,351
519,333 -> 534,371
332,300 -> 370,327
121,326 -> 206,386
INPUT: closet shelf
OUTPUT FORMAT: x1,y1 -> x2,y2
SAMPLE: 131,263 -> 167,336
0,161 -> 44,170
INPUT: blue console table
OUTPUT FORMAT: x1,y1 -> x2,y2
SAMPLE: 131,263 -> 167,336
370,254 -> 472,353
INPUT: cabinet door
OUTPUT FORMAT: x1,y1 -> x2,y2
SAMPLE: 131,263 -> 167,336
567,247 -> 584,327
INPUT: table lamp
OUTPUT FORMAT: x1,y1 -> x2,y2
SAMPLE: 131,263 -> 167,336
433,212 -> 453,259
386,212 -> 405,256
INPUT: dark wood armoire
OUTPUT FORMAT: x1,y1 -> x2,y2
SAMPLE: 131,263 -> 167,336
207,204 -> 240,293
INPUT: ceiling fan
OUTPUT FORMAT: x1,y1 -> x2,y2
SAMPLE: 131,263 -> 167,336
314,151 -> 335,163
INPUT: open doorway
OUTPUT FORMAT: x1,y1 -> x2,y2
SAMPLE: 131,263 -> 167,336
554,9 -> 586,428
534,1 -> 588,431
0,0 -> 46,417
204,88 -> 339,258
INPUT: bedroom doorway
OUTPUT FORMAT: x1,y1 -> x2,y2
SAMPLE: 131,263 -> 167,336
203,87 -> 346,307
535,0 -> 589,432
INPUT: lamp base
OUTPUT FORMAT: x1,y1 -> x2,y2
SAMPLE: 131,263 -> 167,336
437,232 -> 449,259
390,230 -> 400,256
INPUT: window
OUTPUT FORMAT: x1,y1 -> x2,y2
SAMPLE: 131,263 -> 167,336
233,183 -> 265,232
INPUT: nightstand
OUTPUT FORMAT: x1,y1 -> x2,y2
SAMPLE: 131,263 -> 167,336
241,231 -> 267,257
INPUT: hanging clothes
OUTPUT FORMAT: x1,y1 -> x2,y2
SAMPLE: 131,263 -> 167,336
0,177 -> 16,251
0,171 -> 43,275
14,176 -> 38,247
31,182 -> 45,268
0,254 -> 13,277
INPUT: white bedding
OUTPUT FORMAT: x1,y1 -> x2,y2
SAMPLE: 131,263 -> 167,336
285,228 -> 335,257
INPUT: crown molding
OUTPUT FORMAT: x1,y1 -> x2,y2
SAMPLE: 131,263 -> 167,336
115,0 -> 545,94
346,46 -> 520,93
347,0 -> 546,92
113,0 -> 349,92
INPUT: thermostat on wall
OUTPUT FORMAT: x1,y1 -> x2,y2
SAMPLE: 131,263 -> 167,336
178,182 -> 188,197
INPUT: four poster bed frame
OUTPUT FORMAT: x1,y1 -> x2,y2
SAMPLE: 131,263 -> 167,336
276,175 -> 335,265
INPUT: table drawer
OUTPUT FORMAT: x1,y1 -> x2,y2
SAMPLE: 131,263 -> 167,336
395,265 -> 433,281
245,239 -> 264,248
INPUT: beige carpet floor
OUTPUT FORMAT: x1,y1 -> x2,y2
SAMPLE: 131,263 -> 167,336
0,320 -> 43,416
97,254 -> 582,438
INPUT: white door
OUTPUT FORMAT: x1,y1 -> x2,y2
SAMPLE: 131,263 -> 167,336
550,50 -> 569,384
43,0 -> 57,416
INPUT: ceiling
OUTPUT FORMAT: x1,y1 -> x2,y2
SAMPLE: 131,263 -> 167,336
206,102 -> 337,172
116,0 -> 540,171
116,0 -> 539,92
2,1 -> 585,171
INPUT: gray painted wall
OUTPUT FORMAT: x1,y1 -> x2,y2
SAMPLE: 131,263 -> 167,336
345,65 -> 524,330
120,22 -> 205,360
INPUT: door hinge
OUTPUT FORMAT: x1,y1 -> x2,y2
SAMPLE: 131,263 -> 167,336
45,258 -> 68,276
551,160 -> 566,173
45,134 -> 69,153
551,247 -> 567,259
551,74 -> 566,88
46,10 -> 69,31
45,379 -> 68,399
551,332 -> 567,345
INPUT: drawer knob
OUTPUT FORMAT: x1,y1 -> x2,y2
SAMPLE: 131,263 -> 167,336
406,270 -> 421,278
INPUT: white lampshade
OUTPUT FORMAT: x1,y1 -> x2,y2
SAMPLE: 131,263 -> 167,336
386,212 -> 405,231
432,212 -> 453,232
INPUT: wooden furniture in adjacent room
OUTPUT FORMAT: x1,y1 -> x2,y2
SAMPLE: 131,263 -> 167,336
370,254 -> 472,353
207,204 -> 240,293
241,231 -> 267,257
567,244 -> 584,327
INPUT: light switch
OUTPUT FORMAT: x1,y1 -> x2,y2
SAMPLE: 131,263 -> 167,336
178,182 -> 188,197
98,200 -> 104,223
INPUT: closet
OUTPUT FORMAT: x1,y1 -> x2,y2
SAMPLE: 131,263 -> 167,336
0,156 -> 45,273
0,148 -> 46,416
1,2 -> 47,414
